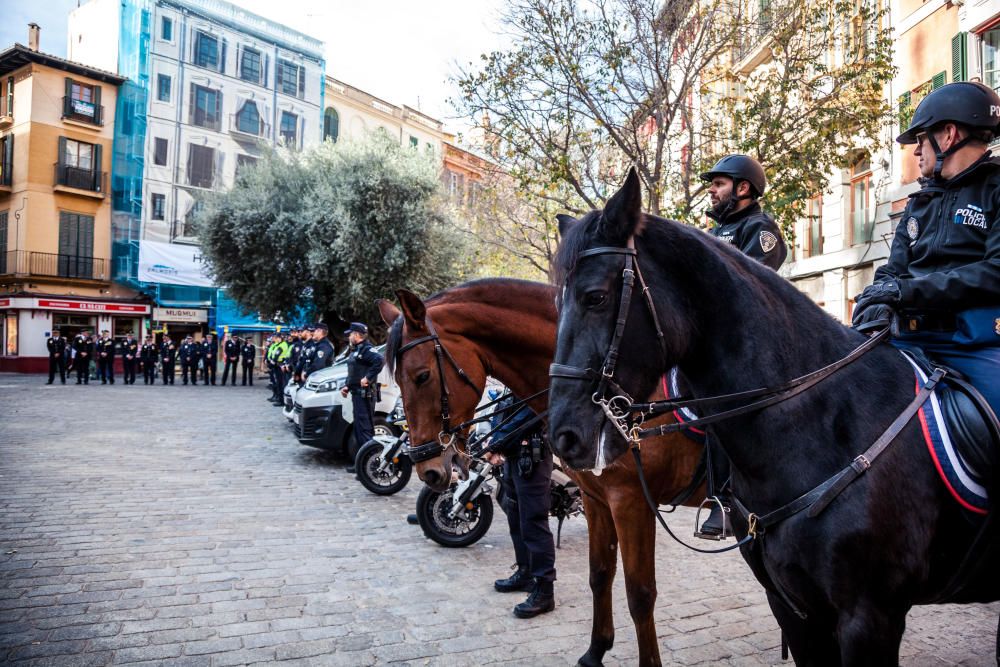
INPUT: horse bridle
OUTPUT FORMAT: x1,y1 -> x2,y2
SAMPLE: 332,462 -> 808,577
549,236 -> 667,442
394,317 -> 482,463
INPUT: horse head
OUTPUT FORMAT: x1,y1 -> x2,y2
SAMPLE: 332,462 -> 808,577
549,168 -> 693,471
378,291 -> 486,492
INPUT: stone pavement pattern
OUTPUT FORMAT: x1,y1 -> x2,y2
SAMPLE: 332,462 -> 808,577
0,373 -> 996,666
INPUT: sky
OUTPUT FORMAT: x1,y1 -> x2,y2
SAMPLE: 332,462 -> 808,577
0,0 -> 505,133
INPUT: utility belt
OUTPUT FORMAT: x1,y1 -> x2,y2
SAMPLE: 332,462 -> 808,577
895,307 -> 1000,346
516,432 -> 546,478
350,385 -> 381,401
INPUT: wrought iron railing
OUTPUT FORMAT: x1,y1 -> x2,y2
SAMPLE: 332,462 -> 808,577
62,96 -> 104,126
0,251 -> 107,279
54,163 -> 107,193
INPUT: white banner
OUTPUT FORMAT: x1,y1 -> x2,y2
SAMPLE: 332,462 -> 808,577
153,307 -> 208,323
137,241 -> 215,287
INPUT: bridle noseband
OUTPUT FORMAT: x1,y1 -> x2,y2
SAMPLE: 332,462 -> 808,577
549,236 -> 667,442
395,317 -> 481,463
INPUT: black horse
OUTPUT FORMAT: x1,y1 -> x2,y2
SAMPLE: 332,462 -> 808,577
547,169 -> 999,665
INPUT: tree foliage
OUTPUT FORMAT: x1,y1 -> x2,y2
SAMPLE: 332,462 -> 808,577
196,133 -> 471,334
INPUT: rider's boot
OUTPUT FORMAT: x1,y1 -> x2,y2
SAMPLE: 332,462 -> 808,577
698,503 -> 733,538
494,565 -> 533,593
513,579 -> 555,618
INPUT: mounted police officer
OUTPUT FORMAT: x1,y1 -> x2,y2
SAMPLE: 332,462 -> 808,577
179,336 -> 198,386
241,337 -> 256,386
201,333 -> 218,385
853,81 -> 1000,418
222,334 -> 240,386
121,332 -> 139,385
46,328 -> 67,385
340,322 -> 383,467
140,335 -> 157,385
160,335 -> 177,385
483,392 -> 556,618
698,154 -> 788,537
96,330 -> 116,384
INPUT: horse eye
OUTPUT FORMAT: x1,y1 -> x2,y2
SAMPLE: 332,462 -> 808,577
415,371 -> 431,386
583,291 -> 608,308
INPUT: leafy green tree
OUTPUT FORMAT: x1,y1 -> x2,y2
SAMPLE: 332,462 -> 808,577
196,134 -> 471,335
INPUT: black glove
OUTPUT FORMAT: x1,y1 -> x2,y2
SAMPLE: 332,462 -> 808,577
853,279 -> 902,312
851,302 -> 895,334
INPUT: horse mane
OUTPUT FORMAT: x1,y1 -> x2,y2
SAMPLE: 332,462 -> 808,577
385,277 -> 556,375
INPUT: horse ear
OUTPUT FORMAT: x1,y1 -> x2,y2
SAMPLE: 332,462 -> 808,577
556,214 -> 578,237
601,167 -> 643,241
395,289 -> 427,331
376,299 -> 401,328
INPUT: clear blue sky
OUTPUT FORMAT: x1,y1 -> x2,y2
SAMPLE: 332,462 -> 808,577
0,0 -> 503,132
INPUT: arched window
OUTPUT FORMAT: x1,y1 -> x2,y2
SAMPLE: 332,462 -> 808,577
323,107 -> 340,142
236,100 -> 261,135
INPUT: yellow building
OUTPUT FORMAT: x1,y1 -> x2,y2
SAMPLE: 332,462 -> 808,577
0,29 -> 150,372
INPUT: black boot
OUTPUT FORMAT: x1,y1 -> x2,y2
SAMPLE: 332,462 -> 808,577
494,565 -> 533,593
698,503 -> 732,538
513,579 -> 555,618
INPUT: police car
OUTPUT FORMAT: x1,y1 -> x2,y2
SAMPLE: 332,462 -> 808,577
291,344 -> 401,459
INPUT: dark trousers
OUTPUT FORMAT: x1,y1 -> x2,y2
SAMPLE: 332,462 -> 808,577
892,339 -> 1000,416
48,356 -> 66,383
351,390 -> 376,448
223,359 -> 238,385
143,362 -> 156,384
242,363 -> 253,385
162,362 -> 175,384
180,361 -> 196,385
272,367 -> 285,399
75,357 -> 90,384
98,358 -> 114,383
123,360 -> 136,384
202,359 -> 216,384
500,446 -> 556,582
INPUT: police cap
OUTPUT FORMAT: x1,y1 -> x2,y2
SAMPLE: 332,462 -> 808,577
314,323 -> 329,332
897,81 -> 1000,144
343,322 -> 368,335
700,154 -> 767,198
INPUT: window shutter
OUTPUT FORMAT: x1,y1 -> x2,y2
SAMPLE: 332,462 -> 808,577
214,149 -> 223,188
275,61 -> 283,90
932,71 -> 947,89
951,32 -> 967,83
264,54 -> 269,88
93,85 -> 102,124
186,143 -> 193,184
64,77 -> 73,99
57,136 -> 67,173
214,90 -> 222,131
2,133 -> 12,186
93,144 -> 103,191
898,91 -> 912,131
297,65 -> 305,98
81,214 -> 94,259
189,83 -> 196,124
235,44 -> 241,78
220,38 -> 227,73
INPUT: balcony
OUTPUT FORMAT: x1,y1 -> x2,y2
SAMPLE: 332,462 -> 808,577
62,96 -> 104,127
54,163 -> 107,198
0,251 -> 108,281
0,97 -> 11,129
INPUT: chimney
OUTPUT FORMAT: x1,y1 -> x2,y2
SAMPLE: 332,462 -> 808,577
27,23 -> 40,52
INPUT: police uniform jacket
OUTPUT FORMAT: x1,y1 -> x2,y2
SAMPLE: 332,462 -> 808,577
296,340 -> 315,374
708,201 -> 787,270
875,156 -> 1000,327
98,337 -> 116,359
47,336 -> 66,358
345,341 -> 384,391
224,339 -> 240,361
305,338 -> 335,377
73,335 -> 94,358
488,394 -> 540,458
140,343 -> 157,363
179,342 -> 197,363
161,341 -> 177,363
241,342 -> 256,364
121,338 -> 138,361
201,339 -> 217,363
289,339 -> 303,368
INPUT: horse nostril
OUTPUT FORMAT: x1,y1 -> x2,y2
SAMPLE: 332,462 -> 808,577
554,430 -> 580,460
423,469 -> 441,488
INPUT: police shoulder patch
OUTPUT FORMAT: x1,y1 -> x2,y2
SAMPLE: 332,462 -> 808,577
994,318 -> 1000,337
317,351 -> 324,358
759,230 -> 778,253
906,216 -> 919,240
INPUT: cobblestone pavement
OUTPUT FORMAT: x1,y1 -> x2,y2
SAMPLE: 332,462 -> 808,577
1,373 -> 997,666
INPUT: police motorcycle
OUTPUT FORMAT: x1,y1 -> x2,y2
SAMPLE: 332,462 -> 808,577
413,389 -> 584,548
354,398 -> 413,496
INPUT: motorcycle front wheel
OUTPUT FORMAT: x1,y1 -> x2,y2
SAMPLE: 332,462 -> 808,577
355,439 -> 412,496
415,484 -> 494,548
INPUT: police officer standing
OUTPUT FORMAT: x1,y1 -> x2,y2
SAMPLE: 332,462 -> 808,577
339,323 -> 382,467
121,332 -> 139,385
222,334 -> 240,386
697,154 -> 788,537
161,335 -> 177,385
96,330 -> 116,384
46,328 -> 67,384
72,330 -> 93,385
483,392 -> 556,618
296,326 -> 316,386
853,82 -> 1000,416
140,335 -> 157,385
241,337 -> 256,386
201,333 -> 218,385
179,336 -> 198,386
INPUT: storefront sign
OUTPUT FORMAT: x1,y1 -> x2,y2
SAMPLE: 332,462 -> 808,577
0,299 -> 9,308
153,307 -> 208,323
37,299 -> 150,314
138,241 -> 215,287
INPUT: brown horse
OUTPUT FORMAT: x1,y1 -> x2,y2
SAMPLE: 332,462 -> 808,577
378,278 -> 706,667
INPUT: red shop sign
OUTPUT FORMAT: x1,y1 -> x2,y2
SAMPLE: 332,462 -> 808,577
37,299 -> 149,314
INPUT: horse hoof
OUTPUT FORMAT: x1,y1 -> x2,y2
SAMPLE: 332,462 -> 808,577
577,652 -> 605,667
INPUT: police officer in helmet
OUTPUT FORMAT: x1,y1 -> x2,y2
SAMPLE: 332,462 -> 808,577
852,81 -> 1000,418
696,154 -> 788,537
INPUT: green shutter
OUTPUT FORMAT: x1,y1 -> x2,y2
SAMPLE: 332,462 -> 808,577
93,85 -> 102,124
898,91 -> 912,132
93,144 -> 103,191
932,71 -> 947,89
57,136 -> 67,176
951,32 -> 967,82
1,133 -> 12,186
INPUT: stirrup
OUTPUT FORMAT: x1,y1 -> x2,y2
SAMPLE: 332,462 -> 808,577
693,495 -> 732,541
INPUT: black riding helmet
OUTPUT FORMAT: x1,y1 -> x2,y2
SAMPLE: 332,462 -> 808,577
700,154 -> 767,199
897,81 -> 1000,179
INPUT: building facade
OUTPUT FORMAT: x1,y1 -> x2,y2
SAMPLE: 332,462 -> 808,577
67,0 -> 324,339
0,31 -> 152,373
